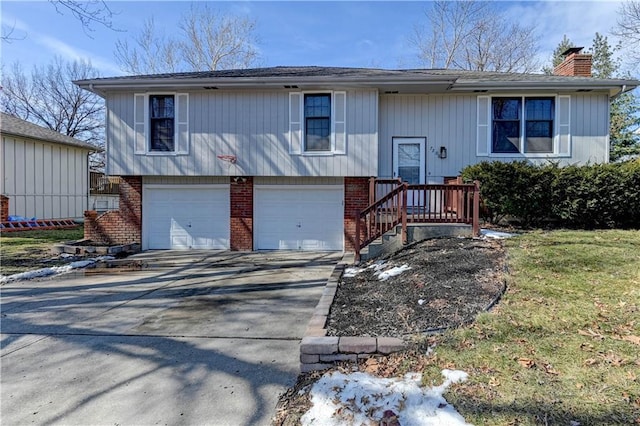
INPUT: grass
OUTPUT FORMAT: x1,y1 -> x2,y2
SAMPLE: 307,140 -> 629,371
418,230 -> 640,425
0,227 -> 84,276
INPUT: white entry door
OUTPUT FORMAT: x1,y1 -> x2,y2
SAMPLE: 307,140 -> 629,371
143,185 -> 230,250
393,137 -> 426,206
254,186 -> 343,251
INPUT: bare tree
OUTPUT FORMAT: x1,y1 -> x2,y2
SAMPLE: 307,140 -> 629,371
113,5 -> 259,74
411,1 -> 540,72
613,0 -> 640,63
1,21 -> 26,43
2,0 -> 118,42
180,5 -> 258,71
50,0 -> 117,33
114,17 -> 182,74
1,57 -> 105,168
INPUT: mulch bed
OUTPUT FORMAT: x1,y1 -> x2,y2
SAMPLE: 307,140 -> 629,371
326,237 -> 507,337
273,237 -> 507,425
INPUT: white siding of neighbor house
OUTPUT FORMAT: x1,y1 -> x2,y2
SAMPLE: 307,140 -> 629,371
106,89 -> 378,177
378,92 -> 610,183
1,135 -> 89,219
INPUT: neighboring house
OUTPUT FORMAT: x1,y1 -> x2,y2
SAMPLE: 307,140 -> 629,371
75,50 -> 639,252
0,113 -> 99,221
89,172 -> 120,213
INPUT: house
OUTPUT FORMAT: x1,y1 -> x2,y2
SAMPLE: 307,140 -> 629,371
0,113 -> 99,221
74,50 -> 639,252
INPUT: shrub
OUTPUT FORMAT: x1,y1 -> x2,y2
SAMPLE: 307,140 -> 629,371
461,160 -> 640,229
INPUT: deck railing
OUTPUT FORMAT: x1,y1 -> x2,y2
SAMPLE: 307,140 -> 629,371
355,180 -> 480,261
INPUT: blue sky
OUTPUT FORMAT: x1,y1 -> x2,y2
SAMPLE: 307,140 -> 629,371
0,1 -> 625,77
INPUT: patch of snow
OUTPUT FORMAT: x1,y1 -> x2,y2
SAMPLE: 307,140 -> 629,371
94,255 -> 116,262
481,229 -> 516,239
0,256 -> 114,284
301,369 -> 471,426
368,260 -> 387,271
418,299 -> 426,305
377,264 -> 411,281
343,267 -> 364,277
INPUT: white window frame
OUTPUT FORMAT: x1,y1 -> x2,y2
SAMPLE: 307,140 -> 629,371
482,94 -> 569,158
134,92 -> 189,156
289,90 -> 346,156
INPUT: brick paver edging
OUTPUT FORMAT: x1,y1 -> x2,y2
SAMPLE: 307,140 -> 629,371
299,257 -> 407,373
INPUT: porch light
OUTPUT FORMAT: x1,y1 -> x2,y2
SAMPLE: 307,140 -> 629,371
439,146 -> 447,159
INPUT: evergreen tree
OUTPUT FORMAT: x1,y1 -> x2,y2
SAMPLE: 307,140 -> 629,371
542,35 -> 574,74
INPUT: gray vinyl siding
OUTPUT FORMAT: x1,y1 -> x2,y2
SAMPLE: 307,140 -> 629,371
254,176 -> 343,185
379,93 -> 610,183
107,89 -> 378,177
143,176 -> 229,185
1,135 -> 89,219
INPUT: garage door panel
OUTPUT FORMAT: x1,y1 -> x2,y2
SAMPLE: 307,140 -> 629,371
143,186 -> 230,250
255,186 -> 343,251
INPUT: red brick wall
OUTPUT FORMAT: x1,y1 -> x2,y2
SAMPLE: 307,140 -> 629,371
554,53 -> 592,77
1,195 -> 9,222
344,177 -> 370,252
230,177 -> 253,251
84,176 -> 142,245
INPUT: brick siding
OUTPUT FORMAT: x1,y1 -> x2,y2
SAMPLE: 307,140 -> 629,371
84,176 -> 142,245
0,195 -> 9,222
344,177 -> 370,252
230,177 -> 253,251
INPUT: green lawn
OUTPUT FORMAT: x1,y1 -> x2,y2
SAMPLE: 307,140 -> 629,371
421,230 -> 640,425
0,227 -> 84,276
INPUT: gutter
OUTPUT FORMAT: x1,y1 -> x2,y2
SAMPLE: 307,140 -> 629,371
611,84 -> 627,100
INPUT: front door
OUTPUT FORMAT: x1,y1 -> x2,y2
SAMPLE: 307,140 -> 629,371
393,137 -> 426,207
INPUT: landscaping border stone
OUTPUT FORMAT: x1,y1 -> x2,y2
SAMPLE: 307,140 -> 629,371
299,253 -> 407,373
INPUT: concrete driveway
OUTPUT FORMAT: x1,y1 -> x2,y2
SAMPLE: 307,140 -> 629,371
1,250 -> 341,425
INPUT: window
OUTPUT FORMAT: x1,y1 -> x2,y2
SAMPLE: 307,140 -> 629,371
491,96 -> 555,154
304,94 -> 331,151
288,91 -> 346,155
149,95 -> 175,152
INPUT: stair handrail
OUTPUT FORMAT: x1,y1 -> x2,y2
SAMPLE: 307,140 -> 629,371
354,179 -> 481,262
355,183 -> 407,262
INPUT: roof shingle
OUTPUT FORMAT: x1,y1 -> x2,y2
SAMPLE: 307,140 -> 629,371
0,113 -> 100,151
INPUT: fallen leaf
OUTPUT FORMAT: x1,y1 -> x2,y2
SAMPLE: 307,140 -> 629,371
620,335 -> 640,346
543,364 -> 559,375
583,358 -> 598,366
489,376 -> 500,387
578,329 -> 604,340
364,358 -> 379,373
517,357 -> 535,369
576,383 -> 584,389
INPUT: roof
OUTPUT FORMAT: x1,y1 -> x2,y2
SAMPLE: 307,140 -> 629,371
0,113 -> 100,151
75,66 -> 639,97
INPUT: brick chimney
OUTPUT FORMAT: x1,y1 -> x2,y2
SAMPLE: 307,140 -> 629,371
554,47 -> 592,77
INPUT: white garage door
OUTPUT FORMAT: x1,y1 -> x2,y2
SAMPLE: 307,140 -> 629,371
143,185 -> 229,250
255,186 -> 343,251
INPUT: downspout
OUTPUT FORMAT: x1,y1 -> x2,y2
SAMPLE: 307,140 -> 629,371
611,84 -> 627,100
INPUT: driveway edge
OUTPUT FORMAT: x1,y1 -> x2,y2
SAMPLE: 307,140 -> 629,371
299,253 -> 407,373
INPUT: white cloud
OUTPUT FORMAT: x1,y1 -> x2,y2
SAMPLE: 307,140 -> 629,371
36,33 -> 122,75
502,1 -> 622,71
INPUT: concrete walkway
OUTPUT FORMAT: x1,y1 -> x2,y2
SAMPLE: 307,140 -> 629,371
1,250 -> 341,425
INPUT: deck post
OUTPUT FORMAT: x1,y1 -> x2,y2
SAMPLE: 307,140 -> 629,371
472,180 -> 480,236
368,177 -> 376,205
401,183 -> 408,244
